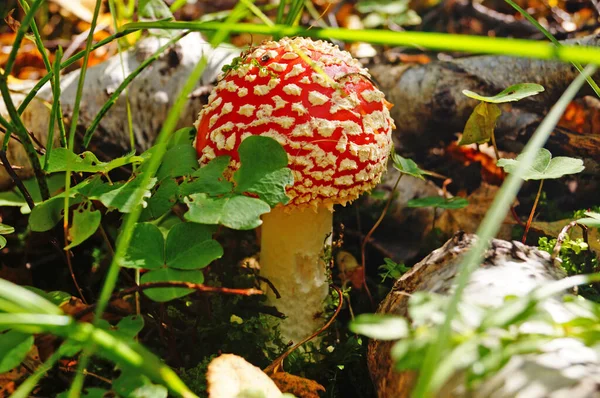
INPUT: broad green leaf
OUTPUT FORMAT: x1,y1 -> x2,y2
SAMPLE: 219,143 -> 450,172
0,223 -> 15,235
165,223 -> 222,269
0,236 -> 5,250
120,223 -> 165,269
169,127 -> 196,147
350,314 -> 409,340
407,196 -> 469,209
156,144 -> 198,180
44,148 -> 143,174
459,102 -> 501,146
0,330 -> 34,372
65,204 -> 102,250
185,194 -> 270,230
181,156 -> 233,196
93,177 -> 157,213
113,316 -> 145,340
391,153 -> 428,180
139,0 -> 174,21
234,136 -> 292,206
578,212 -> 600,228
141,268 -> 204,302
0,173 -> 65,214
497,148 -> 584,180
140,178 -> 179,221
462,83 -> 544,103
356,0 -> 409,14
29,196 -> 83,232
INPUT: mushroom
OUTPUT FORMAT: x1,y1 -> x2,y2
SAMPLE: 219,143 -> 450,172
195,37 -> 394,343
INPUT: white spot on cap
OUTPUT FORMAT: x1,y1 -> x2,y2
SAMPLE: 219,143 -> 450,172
238,104 -> 255,117
281,52 -> 299,60
257,104 -> 274,119
291,103 -> 308,115
225,81 -> 238,92
238,87 -> 248,97
225,133 -> 236,150
313,118 -> 336,137
335,175 -> 354,186
291,122 -> 313,137
254,85 -> 272,96
285,63 -> 306,79
269,62 -> 287,72
245,74 -> 257,82
272,116 -> 296,129
339,159 -> 358,171
272,95 -> 288,110
308,91 -> 329,106
220,102 -> 233,115
283,84 -> 302,96
311,73 -> 329,88
209,114 -> 219,128
361,89 -> 385,103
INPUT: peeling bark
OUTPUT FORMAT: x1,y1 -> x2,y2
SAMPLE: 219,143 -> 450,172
368,232 -> 600,398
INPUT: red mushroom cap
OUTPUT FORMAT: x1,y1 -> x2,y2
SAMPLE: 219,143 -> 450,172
195,37 -> 394,210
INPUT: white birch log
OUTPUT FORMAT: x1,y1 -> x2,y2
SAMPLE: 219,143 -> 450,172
368,232 -> 600,398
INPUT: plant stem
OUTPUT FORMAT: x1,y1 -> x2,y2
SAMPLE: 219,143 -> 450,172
490,131 -> 500,160
522,179 -> 544,243
0,150 -> 35,210
361,174 -> 402,307
412,64 -> 596,398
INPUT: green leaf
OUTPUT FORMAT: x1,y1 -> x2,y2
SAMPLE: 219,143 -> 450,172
156,144 -> 198,180
113,316 -> 145,340
407,196 -> 469,209
140,268 -> 204,302
462,83 -> 545,103
140,178 -> 179,222
357,0 -> 409,14
165,223 -> 222,269
169,127 -> 196,148
120,223 -> 165,269
350,314 -> 409,340
0,223 -> 15,235
139,0 -> 175,21
29,196 -> 83,232
0,330 -> 34,373
391,153 -> 429,180
0,173 -> 65,214
234,136 -> 293,206
44,148 -> 143,174
459,102 -> 502,146
0,236 -> 6,250
93,177 -> 157,213
180,156 -> 233,196
65,204 -> 102,250
184,194 -> 270,230
578,212 -> 600,228
497,148 -> 584,180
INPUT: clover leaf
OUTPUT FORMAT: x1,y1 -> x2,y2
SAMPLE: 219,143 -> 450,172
497,148 -> 584,180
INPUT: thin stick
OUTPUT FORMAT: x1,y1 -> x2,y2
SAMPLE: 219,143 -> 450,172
522,179 -> 544,243
73,282 -> 263,319
361,174 -> 403,307
0,150 -> 35,211
264,285 -> 344,374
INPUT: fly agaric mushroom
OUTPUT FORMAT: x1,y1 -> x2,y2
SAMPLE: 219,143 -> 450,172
195,37 -> 394,343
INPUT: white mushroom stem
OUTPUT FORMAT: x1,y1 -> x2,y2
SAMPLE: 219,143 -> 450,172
260,205 -> 332,344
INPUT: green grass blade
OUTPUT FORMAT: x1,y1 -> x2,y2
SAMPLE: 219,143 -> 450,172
108,0 -> 136,151
16,29 -> 140,116
3,0 -> 44,76
82,31 -> 189,148
411,64 -> 597,398
119,22 -> 600,64
504,0 -> 600,97
276,0 -> 287,24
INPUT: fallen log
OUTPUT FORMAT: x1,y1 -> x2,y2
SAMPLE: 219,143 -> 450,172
368,232 -> 600,397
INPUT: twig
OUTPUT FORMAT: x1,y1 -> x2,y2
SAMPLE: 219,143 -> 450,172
73,282 -> 263,319
522,179 -> 544,243
551,220 -> 589,266
0,150 -> 35,211
255,275 -> 282,299
264,285 -> 344,375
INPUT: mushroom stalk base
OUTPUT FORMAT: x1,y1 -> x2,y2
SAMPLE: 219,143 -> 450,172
260,206 -> 332,344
